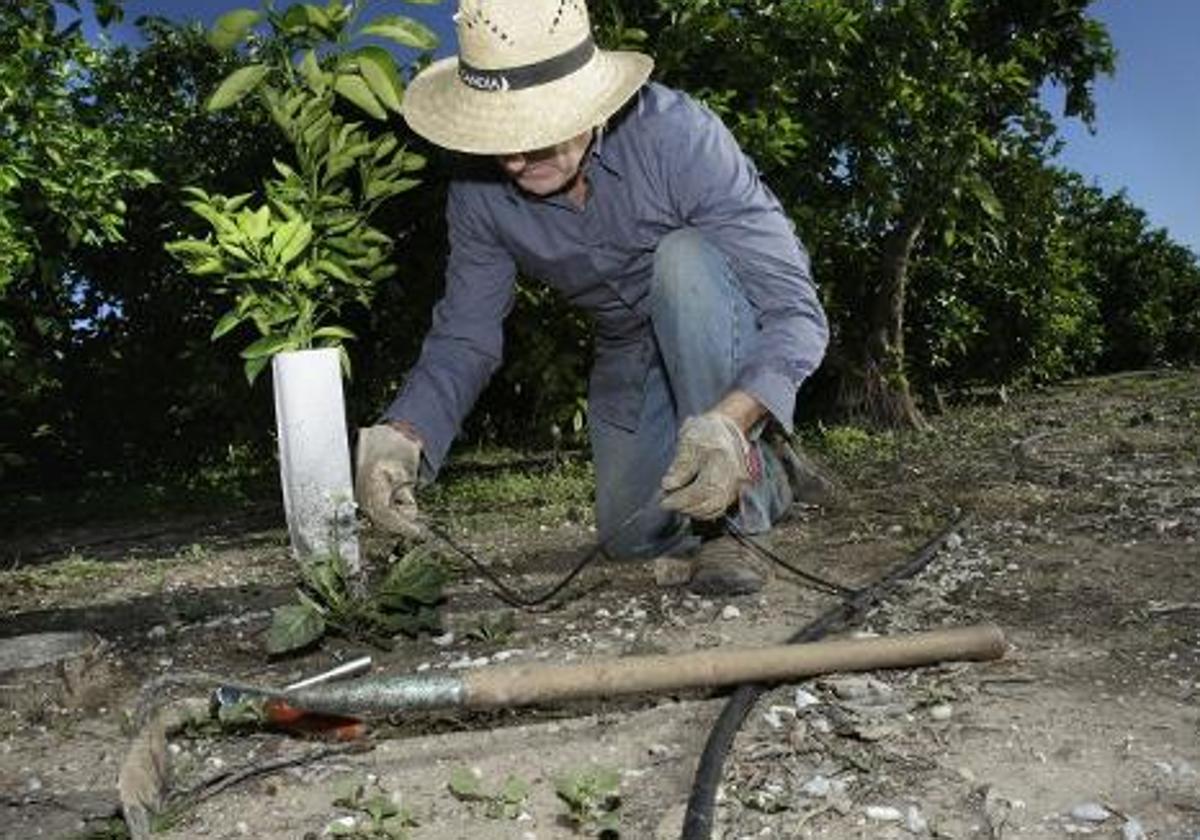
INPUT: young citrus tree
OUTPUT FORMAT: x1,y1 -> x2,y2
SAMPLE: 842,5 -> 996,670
166,0 -> 437,383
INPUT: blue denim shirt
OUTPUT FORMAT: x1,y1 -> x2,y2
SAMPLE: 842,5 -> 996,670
386,83 -> 828,476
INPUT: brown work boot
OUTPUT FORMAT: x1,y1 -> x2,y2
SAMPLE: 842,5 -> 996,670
686,534 -> 774,596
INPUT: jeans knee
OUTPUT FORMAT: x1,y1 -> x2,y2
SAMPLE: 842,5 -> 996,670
651,228 -> 724,313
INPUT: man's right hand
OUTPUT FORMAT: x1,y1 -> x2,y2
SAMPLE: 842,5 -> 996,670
355,423 -> 425,538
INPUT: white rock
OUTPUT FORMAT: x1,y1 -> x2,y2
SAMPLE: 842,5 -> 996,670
236,821 -> 249,835
824,675 -> 894,704
1069,802 -> 1111,822
763,705 -> 796,729
721,605 -> 742,621
865,805 -> 903,822
26,776 -> 42,792
810,715 -> 832,734
929,703 -> 953,721
794,688 -> 820,709
801,775 -> 831,798
431,631 -> 455,646
1122,817 -> 1147,840
326,816 -> 357,834
905,805 -> 928,834
147,625 -> 167,641
945,532 -> 964,550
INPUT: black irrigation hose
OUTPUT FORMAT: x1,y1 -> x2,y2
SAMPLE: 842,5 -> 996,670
424,500 -> 851,610
680,512 -> 972,840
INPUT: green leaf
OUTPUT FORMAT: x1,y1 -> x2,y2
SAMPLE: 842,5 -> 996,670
207,64 -> 269,111
265,602 -> 326,654
240,333 -> 293,360
278,221 -> 313,266
333,74 -> 387,120
499,775 -> 531,804
355,47 -> 404,114
239,205 -> 272,241
363,793 -> 399,822
299,49 -> 327,93
211,309 -> 244,341
376,549 -> 448,609
448,767 -> 484,800
359,15 -> 439,51
313,325 -> 356,341
331,776 -> 363,807
209,9 -> 262,51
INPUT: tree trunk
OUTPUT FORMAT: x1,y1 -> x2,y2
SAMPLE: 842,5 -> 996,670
835,210 -> 929,430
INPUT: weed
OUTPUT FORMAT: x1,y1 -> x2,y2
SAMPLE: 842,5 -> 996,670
465,610 -> 517,644
555,765 -> 621,837
265,544 -> 449,654
328,775 -> 418,839
447,765 -> 531,819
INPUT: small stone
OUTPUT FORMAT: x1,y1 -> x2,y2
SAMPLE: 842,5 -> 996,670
929,703 -> 953,721
26,776 -> 42,793
823,675 -> 894,704
431,631 -> 455,647
1069,802 -> 1111,822
762,705 -> 796,729
945,532 -> 964,550
865,805 -> 903,822
236,821 -> 249,835
905,805 -> 928,833
147,625 -> 167,641
794,688 -> 820,709
720,605 -> 741,621
810,715 -> 832,734
801,775 -> 831,798
1122,817 -> 1147,840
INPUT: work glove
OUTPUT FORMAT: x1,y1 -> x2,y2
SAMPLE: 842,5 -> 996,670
660,412 -> 751,520
355,423 -> 425,538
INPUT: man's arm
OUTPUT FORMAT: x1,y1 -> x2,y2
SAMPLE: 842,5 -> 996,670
383,180 -> 518,478
654,91 -> 829,431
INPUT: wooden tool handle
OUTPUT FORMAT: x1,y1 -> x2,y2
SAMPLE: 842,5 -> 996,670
463,624 -> 1006,708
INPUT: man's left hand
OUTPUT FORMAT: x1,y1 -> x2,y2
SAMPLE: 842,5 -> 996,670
661,412 -> 750,519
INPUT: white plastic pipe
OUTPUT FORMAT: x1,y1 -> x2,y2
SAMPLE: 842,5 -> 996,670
271,348 -> 360,578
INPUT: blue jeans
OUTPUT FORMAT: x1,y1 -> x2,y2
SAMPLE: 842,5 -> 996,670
590,229 -> 794,560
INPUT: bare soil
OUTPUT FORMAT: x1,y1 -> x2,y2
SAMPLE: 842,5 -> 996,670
2,370 -> 1198,840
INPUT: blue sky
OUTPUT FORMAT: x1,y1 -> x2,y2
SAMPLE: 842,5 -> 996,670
74,0 -> 1198,254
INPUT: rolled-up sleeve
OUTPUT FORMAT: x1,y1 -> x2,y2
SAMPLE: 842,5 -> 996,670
384,181 -> 517,475
657,98 -> 828,430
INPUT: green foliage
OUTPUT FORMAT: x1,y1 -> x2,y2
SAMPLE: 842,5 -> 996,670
330,775 -> 419,839
447,766 -> 531,819
555,766 -> 622,837
0,0 -> 153,296
265,546 -> 449,654
602,0 -> 1117,424
166,1 -> 436,383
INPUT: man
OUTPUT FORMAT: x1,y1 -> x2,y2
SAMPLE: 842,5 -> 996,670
356,0 -> 829,595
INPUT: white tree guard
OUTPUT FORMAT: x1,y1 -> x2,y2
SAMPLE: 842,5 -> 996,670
271,348 -> 360,573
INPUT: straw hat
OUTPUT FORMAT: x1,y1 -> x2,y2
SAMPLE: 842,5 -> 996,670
401,0 -> 653,155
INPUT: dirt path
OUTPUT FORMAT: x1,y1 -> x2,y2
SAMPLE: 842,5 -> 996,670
2,371 -> 1198,839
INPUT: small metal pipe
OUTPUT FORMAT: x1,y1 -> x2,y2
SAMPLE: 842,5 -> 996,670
285,656 -> 373,691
